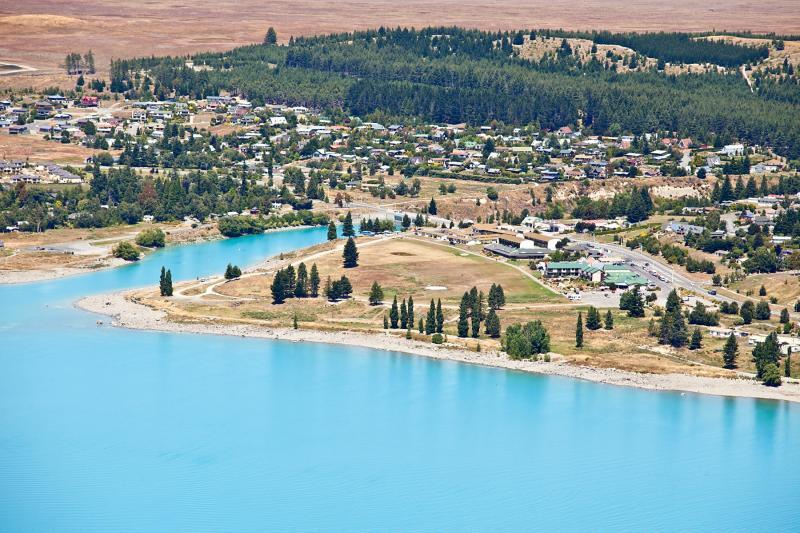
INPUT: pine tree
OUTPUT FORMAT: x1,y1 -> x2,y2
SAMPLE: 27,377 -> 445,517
163,269 -> 173,297
293,313 -> 299,330
159,266 -> 167,296
436,299 -> 444,333
575,312 -> 584,348
390,296 -> 399,328
586,306 -> 601,330
400,298 -> 408,329
407,295 -> 414,327
471,290 -> 483,338
271,271 -> 286,304
604,309 -> 614,330
426,300 -> 436,334
457,292 -> 470,338
689,328 -> 702,350
327,221 -> 337,240
264,26 -> 278,45
428,198 -> 437,215
309,263 -> 320,297
485,308 -> 501,338
488,283 -> 506,310
343,237 -> 359,268
723,333 -> 738,369
785,348 -> 792,378
369,281 -> 384,305
285,265 -> 296,294
342,211 -> 355,237
753,332 -> 780,378
780,308 -> 790,324
418,318 -> 424,333
294,262 -> 308,297
383,314 -> 389,329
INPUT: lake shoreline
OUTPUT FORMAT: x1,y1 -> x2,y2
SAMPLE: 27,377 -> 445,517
76,291 -> 800,403
0,223 -> 321,285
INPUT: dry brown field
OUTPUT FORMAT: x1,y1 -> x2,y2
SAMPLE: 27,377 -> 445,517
1,0 -> 799,82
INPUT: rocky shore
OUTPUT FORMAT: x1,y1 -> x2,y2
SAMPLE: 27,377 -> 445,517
77,291 -> 800,403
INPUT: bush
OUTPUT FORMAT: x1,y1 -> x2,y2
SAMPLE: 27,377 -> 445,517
135,228 -> 166,248
431,333 -> 444,344
502,320 -> 550,359
762,363 -> 782,387
112,241 -> 140,261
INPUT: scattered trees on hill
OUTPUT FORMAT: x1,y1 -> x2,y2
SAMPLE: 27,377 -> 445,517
65,51 -> 95,75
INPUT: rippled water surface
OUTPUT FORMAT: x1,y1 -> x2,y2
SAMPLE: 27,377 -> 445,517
1,227 -> 798,531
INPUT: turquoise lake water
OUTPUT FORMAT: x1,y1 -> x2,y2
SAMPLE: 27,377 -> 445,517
1,226 -> 799,531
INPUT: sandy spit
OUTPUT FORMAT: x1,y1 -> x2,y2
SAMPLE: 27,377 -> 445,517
76,291 -> 800,403
0,258 -> 128,285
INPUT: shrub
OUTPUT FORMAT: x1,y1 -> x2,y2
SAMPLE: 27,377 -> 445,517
135,228 -> 166,248
431,333 -> 444,344
112,241 -> 140,261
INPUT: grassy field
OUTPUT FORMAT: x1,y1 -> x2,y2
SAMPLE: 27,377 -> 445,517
730,272 -> 800,306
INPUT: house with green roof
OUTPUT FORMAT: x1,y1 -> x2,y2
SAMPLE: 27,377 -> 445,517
542,261 -> 648,287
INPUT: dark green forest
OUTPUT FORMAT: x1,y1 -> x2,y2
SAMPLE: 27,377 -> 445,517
110,27 -> 800,159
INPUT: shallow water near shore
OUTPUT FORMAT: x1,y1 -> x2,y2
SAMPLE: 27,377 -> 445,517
1,226 -> 799,531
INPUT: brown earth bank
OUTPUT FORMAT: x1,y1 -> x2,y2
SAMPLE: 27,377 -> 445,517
1,1 -> 799,76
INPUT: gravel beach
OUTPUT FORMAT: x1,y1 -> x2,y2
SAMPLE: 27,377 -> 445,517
77,291 -> 800,403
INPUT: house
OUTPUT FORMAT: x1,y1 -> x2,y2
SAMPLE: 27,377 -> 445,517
710,229 -> 727,239
664,221 -> 704,236
722,144 -> 745,157
541,261 -> 605,283
484,243 -> 549,260
8,125 -> 28,135
79,96 -> 99,107
708,327 -> 749,339
601,264 -> 649,288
